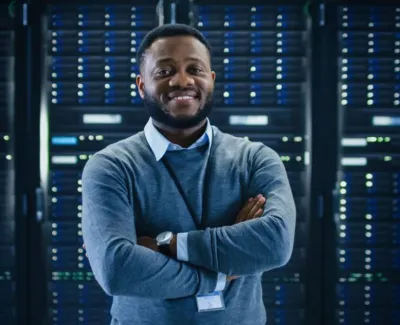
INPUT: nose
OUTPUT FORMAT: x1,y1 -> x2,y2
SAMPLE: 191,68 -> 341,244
169,70 -> 195,88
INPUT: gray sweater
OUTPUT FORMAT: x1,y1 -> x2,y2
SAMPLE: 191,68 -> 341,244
81,125 -> 296,325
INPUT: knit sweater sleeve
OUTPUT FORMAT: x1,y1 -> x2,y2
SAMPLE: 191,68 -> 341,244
185,145 -> 296,276
81,153 -> 218,298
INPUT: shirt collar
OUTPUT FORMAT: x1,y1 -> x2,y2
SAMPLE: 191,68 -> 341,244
144,117 -> 213,161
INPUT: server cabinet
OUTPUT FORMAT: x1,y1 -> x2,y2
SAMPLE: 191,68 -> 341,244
0,5 -> 16,325
333,3 -> 400,325
39,2 -> 159,324
188,1 -> 314,324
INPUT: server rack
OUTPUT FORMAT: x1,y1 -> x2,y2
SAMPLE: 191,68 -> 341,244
333,3 -> 400,325
188,1 -> 314,324
0,6 -> 16,325
40,2 -> 158,324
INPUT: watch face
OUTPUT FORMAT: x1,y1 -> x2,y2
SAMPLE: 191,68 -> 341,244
157,231 -> 172,244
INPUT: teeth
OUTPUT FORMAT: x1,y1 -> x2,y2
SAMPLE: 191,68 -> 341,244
172,96 -> 194,100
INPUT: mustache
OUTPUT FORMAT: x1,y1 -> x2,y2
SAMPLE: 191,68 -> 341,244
166,87 -> 199,98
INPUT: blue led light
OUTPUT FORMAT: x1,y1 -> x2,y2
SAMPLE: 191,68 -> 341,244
224,84 -> 239,89
104,32 -> 117,37
250,73 -> 264,80
223,66 -> 235,72
250,99 -> 262,105
52,137 -> 78,146
224,74 -> 237,80
250,84 -> 264,90
78,98 -> 92,104
223,40 -> 236,45
131,98 -> 142,104
78,47 -> 90,53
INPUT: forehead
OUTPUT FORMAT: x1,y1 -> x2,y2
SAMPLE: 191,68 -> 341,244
146,35 -> 210,64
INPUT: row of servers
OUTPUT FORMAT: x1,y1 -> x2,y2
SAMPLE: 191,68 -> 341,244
335,5 -> 400,325
46,3 -> 159,324
194,4 -> 309,325
0,5 -> 15,324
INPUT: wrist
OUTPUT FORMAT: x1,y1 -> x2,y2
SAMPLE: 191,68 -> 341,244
169,234 -> 177,258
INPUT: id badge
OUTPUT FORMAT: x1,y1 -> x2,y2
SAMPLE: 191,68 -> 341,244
196,291 -> 225,312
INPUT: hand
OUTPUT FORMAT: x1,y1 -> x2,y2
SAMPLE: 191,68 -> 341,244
137,236 -> 160,253
235,194 -> 266,224
227,275 -> 240,281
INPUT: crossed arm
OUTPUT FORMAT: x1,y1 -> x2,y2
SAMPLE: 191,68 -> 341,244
82,146 -> 296,299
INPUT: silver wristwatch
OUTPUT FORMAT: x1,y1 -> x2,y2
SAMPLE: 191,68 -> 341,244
156,231 -> 173,247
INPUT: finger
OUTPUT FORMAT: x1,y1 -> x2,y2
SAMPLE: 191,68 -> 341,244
242,195 -> 262,214
227,275 -> 239,281
248,197 -> 266,219
235,199 -> 253,223
237,196 -> 262,222
253,208 -> 263,219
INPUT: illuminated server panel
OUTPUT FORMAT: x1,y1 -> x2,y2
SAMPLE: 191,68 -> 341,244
335,5 -> 400,325
0,7 -> 15,325
43,3 -> 157,325
192,3 -> 309,325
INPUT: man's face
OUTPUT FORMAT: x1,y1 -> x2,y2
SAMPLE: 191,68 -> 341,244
136,35 -> 216,129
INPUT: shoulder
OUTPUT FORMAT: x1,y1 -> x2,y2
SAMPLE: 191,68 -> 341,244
212,126 -> 281,164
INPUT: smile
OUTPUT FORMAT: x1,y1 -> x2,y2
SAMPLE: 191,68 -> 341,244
170,95 -> 197,101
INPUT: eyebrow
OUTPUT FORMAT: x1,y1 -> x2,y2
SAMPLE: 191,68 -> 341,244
154,57 -> 206,66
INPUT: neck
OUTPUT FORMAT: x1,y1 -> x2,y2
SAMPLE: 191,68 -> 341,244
153,119 -> 208,148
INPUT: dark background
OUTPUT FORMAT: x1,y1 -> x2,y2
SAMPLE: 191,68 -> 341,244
0,0 -> 399,324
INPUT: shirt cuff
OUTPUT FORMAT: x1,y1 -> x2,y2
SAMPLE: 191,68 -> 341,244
176,232 -> 189,262
215,273 -> 227,292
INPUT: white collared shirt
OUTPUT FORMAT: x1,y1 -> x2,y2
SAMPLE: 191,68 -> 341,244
144,117 -> 213,161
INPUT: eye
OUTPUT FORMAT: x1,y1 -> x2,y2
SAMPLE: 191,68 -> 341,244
190,67 -> 203,74
156,69 -> 172,77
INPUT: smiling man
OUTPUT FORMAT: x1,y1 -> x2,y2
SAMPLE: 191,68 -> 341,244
82,24 -> 296,325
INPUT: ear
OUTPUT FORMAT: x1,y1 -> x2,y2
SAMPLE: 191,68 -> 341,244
136,74 -> 145,99
211,71 -> 216,82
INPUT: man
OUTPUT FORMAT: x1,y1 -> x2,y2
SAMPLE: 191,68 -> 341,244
82,24 -> 296,325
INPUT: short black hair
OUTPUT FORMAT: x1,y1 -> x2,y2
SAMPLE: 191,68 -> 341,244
136,23 -> 212,72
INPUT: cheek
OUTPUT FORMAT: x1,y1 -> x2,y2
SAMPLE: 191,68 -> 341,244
153,82 -> 170,99
197,79 -> 214,94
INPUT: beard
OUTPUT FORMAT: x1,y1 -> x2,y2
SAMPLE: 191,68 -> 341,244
142,90 -> 214,129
